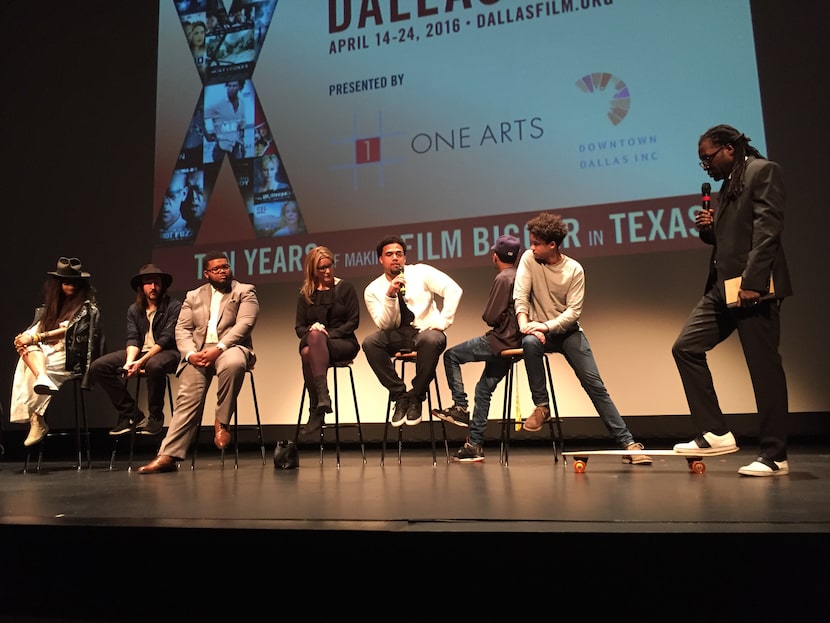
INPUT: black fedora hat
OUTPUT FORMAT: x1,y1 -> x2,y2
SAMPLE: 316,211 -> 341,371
131,263 -> 173,290
47,256 -> 91,280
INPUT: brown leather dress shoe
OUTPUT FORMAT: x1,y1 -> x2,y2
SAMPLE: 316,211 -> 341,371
137,455 -> 178,474
214,419 -> 231,449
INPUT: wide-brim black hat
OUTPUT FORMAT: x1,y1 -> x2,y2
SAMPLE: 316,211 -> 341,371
47,256 -> 91,280
130,263 -> 173,290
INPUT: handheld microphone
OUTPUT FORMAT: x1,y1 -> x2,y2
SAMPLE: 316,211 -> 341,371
396,266 -> 406,295
699,182 -> 713,229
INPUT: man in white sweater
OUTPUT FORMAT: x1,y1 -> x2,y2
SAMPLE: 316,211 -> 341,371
362,235 -> 463,426
514,212 -> 651,465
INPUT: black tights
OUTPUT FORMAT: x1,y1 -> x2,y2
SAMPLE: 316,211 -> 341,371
300,330 -> 330,386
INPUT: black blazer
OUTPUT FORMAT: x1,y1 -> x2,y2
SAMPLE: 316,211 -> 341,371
701,156 -> 793,299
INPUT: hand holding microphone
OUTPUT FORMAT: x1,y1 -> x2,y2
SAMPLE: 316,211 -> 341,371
696,182 -> 714,230
396,266 -> 406,295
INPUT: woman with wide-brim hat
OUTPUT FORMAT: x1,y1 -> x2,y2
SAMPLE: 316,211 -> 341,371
10,256 -> 102,446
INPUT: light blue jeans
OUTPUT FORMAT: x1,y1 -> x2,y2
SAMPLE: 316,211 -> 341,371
522,329 -> 634,448
442,335 -> 510,446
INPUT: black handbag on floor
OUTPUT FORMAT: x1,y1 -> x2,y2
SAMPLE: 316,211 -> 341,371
273,440 -> 299,469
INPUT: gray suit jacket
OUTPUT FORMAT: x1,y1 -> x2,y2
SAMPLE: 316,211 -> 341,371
175,279 -> 259,373
701,156 -> 793,299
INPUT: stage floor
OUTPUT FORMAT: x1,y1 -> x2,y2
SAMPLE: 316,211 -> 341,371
2,439 -> 829,621
2,440 -> 829,532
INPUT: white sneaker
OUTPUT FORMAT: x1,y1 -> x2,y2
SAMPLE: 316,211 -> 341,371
24,413 -> 49,446
738,457 -> 789,477
673,431 -> 737,455
33,374 -> 59,395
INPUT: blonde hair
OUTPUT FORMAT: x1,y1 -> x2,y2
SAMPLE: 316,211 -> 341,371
300,246 -> 334,303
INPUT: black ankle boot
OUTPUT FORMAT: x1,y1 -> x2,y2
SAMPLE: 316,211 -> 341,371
302,409 -> 326,437
313,376 -> 332,414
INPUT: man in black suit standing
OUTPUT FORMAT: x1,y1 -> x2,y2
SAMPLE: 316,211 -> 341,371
672,124 -> 792,476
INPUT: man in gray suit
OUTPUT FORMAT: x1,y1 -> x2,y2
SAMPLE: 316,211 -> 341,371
138,251 -> 259,473
672,124 -> 792,476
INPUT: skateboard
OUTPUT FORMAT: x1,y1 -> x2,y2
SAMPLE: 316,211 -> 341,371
562,447 -> 739,474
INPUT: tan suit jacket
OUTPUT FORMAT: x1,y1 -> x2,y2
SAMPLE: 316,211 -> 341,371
156,279 -> 258,460
176,280 -> 258,369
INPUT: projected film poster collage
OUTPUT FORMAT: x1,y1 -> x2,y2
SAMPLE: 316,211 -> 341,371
156,0 -> 304,248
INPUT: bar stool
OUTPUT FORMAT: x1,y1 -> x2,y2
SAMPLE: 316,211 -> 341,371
24,375 -> 91,472
190,367 -> 265,469
108,370 -> 175,471
381,351 -> 449,467
294,360 -> 366,468
498,348 -> 563,466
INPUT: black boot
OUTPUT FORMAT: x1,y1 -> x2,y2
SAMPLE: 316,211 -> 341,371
302,409 -> 326,438
313,376 -> 332,414
306,377 -> 318,414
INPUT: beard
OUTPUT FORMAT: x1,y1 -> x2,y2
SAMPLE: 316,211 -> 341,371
209,275 -> 233,293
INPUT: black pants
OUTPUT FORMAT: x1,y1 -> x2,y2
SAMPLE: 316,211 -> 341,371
361,327 -> 446,402
88,349 -> 179,421
672,287 -> 789,460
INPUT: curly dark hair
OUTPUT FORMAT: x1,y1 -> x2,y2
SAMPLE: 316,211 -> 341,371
525,212 -> 568,246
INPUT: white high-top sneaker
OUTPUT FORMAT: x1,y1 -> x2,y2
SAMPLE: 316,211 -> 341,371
24,413 -> 49,446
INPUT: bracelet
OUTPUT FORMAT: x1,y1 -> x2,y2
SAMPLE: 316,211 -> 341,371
33,333 -> 39,344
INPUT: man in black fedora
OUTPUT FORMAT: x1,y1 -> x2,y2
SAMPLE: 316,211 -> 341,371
88,264 -> 182,436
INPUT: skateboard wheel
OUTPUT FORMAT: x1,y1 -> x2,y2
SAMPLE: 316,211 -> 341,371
689,460 -> 706,474
573,459 -> 587,473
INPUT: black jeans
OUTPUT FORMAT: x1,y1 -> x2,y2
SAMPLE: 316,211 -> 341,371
88,349 -> 179,421
361,327 -> 446,402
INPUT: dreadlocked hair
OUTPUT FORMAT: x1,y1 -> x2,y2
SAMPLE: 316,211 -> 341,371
700,124 -> 764,202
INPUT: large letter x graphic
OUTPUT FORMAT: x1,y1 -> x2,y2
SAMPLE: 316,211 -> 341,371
155,0 -> 302,247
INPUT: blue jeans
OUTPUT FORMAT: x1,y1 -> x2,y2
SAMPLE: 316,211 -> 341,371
443,336 -> 510,446
522,330 -> 634,448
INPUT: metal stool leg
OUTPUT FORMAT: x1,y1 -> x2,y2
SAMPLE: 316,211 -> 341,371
321,362 -> 366,468
248,370 -> 265,464
294,380 -> 306,445
332,367 -> 342,467
109,373 -> 141,472
381,356 -> 409,466
424,374 -> 449,466
381,387 -> 392,467
543,355 -> 563,464
396,358 -> 405,464
381,357 -> 405,466
75,379 -> 91,470
222,368 -> 263,468
381,353 -> 447,467
346,364 -> 367,465
499,350 -> 562,466
24,377 -> 89,473
499,355 -> 520,466
110,374 -> 174,471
